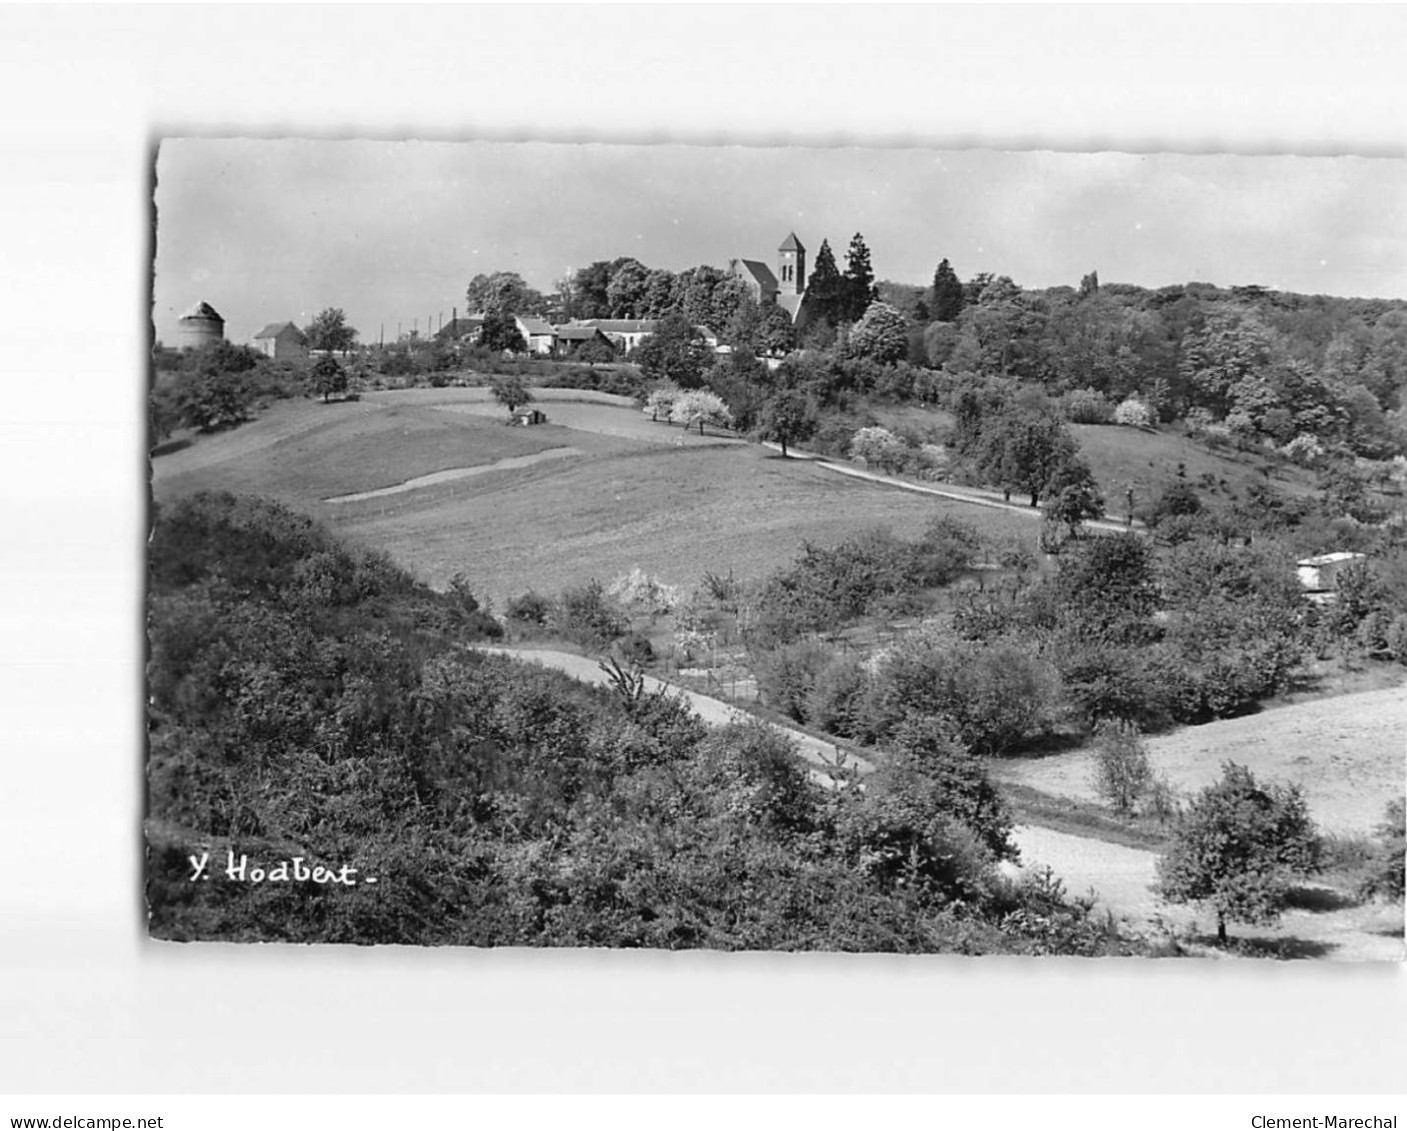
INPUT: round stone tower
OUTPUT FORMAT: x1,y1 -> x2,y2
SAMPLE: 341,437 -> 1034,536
177,301 -> 225,349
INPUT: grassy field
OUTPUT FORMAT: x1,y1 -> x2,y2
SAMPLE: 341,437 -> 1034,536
153,391 -> 1037,606
152,397 -> 609,503
990,684 -> 1406,836
1068,422 -> 1321,512
843,403 -> 1317,519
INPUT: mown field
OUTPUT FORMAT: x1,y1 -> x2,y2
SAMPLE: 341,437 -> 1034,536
990,685 -> 1406,837
152,395 -> 611,502
152,390 -> 1037,606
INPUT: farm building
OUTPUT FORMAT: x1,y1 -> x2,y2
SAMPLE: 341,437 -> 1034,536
177,301 -> 225,349
552,325 -> 614,354
514,316 -> 556,355
436,315 -> 485,344
1297,551 -> 1368,597
513,408 -> 548,426
252,321 -> 308,360
574,319 -> 658,352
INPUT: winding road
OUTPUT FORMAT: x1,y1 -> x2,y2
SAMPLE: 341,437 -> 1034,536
475,645 -> 1404,959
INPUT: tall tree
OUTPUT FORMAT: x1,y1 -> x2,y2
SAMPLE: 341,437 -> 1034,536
842,232 -> 878,323
757,389 -> 818,457
571,261 -> 614,320
636,314 -> 709,388
801,238 -> 845,329
464,272 -> 545,316
479,312 -> 527,354
605,258 -> 651,318
931,258 -> 965,322
845,301 -> 909,365
640,268 -> 678,318
304,308 -> 358,354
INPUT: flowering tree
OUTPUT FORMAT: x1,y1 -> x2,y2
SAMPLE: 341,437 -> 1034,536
644,381 -> 681,422
1113,397 -> 1153,428
849,426 -> 907,473
669,390 -> 733,435
845,301 -> 910,365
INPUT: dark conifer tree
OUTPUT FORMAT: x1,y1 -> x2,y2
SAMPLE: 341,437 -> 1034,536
843,232 -> 878,323
931,258 -> 966,322
806,239 -> 846,327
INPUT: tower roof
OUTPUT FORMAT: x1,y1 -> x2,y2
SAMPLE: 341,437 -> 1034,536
778,231 -> 805,252
180,301 -> 224,322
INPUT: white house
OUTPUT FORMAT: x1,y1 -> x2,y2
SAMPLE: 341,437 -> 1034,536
252,321 -> 308,360
1296,551 -> 1367,595
514,316 -> 556,355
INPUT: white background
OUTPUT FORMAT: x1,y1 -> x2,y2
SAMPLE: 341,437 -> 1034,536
1,4 -> 1404,1095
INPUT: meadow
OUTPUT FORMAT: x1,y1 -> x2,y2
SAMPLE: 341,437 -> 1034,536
153,388 -> 1037,606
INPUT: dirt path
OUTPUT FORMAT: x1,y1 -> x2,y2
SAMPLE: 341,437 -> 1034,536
483,648 -> 1400,958
325,447 -> 582,503
475,646 -> 873,784
760,442 -> 1137,533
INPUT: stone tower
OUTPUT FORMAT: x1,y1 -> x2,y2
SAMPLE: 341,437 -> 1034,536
177,301 -> 225,349
778,232 -> 806,296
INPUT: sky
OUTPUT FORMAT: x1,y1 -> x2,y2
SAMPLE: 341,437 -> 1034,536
152,139 -> 1407,347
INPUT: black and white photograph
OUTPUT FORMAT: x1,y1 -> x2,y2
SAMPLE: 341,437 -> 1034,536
147,138 -> 1406,960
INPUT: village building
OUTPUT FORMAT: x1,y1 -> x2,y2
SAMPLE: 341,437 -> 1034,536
252,321 -> 309,360
1296,551 -> 1368,602
514,315 -> 556,355
552,325 -> 615,354
436,315 -> 485,344
574,319 -> 658,353
178,301 -> 225,349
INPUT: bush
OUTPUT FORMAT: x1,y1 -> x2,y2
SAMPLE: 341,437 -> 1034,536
1064,389 -> 1115,425
753,640 -> 834,724
1360,800 -> 1405,901
606,568 -> 681,616
871,638 -> 1059,756
551,579 -> 627,648
505,590 -> 553,626
1114,398 -> 1154,428
804,654 -> 872,739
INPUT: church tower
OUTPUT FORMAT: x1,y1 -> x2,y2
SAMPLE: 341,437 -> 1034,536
778,232 -> 806,296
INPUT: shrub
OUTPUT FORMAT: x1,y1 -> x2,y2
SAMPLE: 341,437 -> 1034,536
753,640 -> 834,724
1281,432 -> 1327,468
1089,720 -> 1153,816
804,654 -> 872,739
1113,397 -> 1153,428
551,579 -> 627,648
606,568 -> 681,616
871,638 -> 1059,756
1064,389 -> 1115,425
1359,800 -> 1405,901
505,590 -> 553,626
